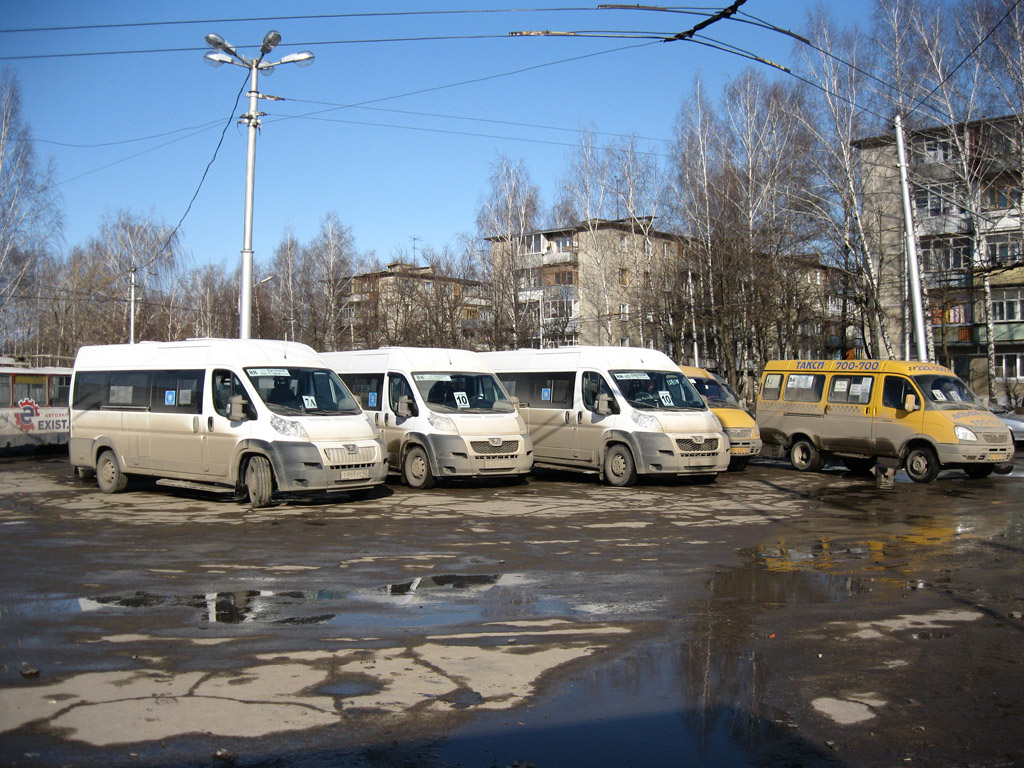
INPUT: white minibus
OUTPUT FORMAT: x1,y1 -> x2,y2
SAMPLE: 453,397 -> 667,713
69,339 -> 387,507
482,346 -> 730,486
322,347 -> 533,489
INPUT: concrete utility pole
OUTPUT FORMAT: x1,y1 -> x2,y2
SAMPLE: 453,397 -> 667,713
894,113 -> 930,362
204,31 -> 314,339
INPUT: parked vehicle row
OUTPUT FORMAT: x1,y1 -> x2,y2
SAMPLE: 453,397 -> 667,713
60,341 -> 1019,507
0,364 -> 71,451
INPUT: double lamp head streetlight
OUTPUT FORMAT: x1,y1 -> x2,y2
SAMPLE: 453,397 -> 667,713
204,31 -> 313,340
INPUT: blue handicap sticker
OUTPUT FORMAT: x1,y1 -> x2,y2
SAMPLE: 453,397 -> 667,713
165,390 -> 176,406
368,391 -> 378,408
541,387 -> 552,401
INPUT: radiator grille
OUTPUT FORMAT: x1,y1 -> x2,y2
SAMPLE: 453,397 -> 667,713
471,439 -> 520,455
675,437 -> 720,453
983,432 -> 1009,444
325,444 -> 379,466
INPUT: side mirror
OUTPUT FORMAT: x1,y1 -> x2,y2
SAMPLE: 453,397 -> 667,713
595,393 -> 613,416
396,395 -> 415,418
511,396 -> 520,410
228,394 -> 248,422
904,393 -> 919,412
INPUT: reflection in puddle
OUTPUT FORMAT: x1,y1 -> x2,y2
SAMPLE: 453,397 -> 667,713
711,557 -> 869,605
383,574 -> 499,595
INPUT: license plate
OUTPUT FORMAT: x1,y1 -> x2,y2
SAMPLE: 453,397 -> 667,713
484,460 -> 515,470
340,469 -> 369,480
731,446 -> 751,455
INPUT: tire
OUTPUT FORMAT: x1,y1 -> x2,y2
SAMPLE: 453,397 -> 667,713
842,457 -> 876,475
790,438 -> 824,472
244,455 -> 274,507
603,443 -> 637,487
964,464 -> 995,479
727,456 -> 749,472
904,445 -> 940,483
403,445 -> 436,490
96,450 -> 127,494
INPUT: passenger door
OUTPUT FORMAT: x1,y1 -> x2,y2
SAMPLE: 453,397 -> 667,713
203,370 -> 253,480
523,372 -> 577,464
872,375 -> 925,456
576,370 -> 616,466
148,369 -> 205,476
385,373 -> 414,467
819,375 -> 875,454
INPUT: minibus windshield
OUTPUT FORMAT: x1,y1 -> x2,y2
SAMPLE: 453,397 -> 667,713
688,375 -> 742,408
413,372 -> 516,414
913,373 -> 983,410
245,367 -> 361,416
611,370 -> 706,410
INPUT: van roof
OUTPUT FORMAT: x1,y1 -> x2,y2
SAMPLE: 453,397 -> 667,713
761,359 -> 954,375
73,338 -> 324,370
321,347 -> 493,374
482,346 -> 679,372
679,364 -> 713,378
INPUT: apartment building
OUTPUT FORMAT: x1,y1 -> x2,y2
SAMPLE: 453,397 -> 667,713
856,115 -> 1024,402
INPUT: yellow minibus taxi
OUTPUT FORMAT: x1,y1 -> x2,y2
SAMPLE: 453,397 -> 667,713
680,365 -> 761,471
755,359 -> 1014,482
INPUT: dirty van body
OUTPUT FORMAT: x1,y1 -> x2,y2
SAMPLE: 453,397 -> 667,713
755,359 -> 1015,482
680,364 -> 761,471
323,347 -> 533,490
69,339 -> 387,507
482,347 -> 730,487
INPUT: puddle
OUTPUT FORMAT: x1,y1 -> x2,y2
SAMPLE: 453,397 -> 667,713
383,574 -> 500,595
436,637 -> 832,768
711,558 -> 869,605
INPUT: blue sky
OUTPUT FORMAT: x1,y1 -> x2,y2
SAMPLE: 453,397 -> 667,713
3,1 -> 870,270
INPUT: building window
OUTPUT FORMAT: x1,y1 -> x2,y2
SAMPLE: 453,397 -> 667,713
995,353 -> 1021,381
553,269 -> 576,285
619,268 -> 629,287
985,235 -> 1022,266
619,234 -> 628,253
921,236 -> 971,273
914,183 -> 963,217
982,181 -> 1021,210
918,137 -> 955,163
619,303 -> 630,321
992,288 -> 1023,322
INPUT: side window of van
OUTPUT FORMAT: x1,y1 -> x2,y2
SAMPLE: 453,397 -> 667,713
341,373 -> 383,411
760,373 -> 783,401
72,371 -> 107,410
108,372 -> 151,409
152,370 -> 204,414
213,371 -> 255,419
828,375 -> 873,405
582,372 -> 615,412
530,372 -> 574,409
388,373 -> 414,413
783,374 -> 825,403
882,376 -> 917,411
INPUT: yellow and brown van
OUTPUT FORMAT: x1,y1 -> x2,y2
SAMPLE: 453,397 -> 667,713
680,365 -> 761,470
755,359 -> 1014,482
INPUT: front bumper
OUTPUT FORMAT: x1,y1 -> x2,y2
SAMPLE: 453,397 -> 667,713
425,433 -> 534,478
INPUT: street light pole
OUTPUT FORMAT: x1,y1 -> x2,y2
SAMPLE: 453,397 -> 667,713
204,31 -> 314,339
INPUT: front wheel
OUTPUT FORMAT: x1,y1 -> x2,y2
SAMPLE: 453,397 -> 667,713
244,455 -> 274,507
964,464 -> 995,479
790,438 -> 824,472
96,450 -> 127,494
904,445 -> 940,483
603,443 -> 637,487
403,445 -> 436,490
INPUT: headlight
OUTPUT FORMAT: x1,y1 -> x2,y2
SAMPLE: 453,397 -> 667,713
954,425 -> 978,442
428,412 -> 457,433
630,410 -> 661,431
271,414 -> 309,439
725,427 -> 752,439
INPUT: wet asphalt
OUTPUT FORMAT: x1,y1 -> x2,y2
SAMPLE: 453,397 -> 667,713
1,451 -> 1023,768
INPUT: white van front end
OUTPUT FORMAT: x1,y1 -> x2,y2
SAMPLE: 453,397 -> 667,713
414,410 -> 533,480
256,413 -> 387,493
611,407 -> 730,477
